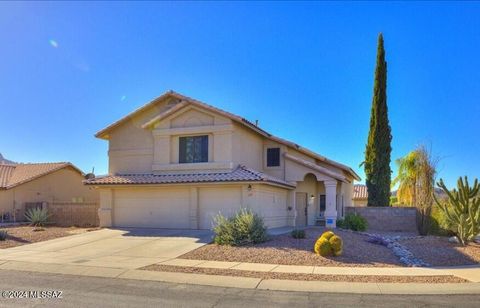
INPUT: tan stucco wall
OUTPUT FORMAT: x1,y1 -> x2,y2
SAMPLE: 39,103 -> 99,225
0,168 -> 98,221
353,199 -> 368,207
108,98 -> 174,174
231,122 -> 264,171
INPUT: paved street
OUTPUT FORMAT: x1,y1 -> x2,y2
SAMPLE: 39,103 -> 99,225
0,270 -> 479,308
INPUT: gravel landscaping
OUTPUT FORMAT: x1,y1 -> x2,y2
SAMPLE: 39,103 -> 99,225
142,264 -> 468,283
0,226 -> 96,249
399,236 -> 480,267
180,227 -> 480,268
181,228 -> 403,267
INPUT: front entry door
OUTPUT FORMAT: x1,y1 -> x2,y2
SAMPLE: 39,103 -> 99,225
295,192 -> 308,227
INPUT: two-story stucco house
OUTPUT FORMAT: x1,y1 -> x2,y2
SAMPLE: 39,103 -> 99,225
86,91 -> 360,230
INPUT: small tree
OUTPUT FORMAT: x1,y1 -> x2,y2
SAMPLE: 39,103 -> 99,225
392,146 -> 437,235
434,177 -> 480,245
414,147 -> 436,235
392,151 -> 420,206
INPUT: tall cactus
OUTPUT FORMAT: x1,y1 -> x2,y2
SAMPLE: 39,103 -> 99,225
434,177 -> 480,245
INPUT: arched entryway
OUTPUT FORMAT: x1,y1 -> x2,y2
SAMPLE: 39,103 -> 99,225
295,173 -> 318,227
294,173 -> 340,228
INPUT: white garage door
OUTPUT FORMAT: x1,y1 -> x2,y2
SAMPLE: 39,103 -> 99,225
113,188 -> 190,228
199,187 -> 242,230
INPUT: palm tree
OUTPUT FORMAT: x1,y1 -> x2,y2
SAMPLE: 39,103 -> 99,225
392,151 -> 420,206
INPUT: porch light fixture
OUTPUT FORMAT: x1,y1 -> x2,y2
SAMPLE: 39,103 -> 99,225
247,184 -> 252,191
308,194 -> 315,206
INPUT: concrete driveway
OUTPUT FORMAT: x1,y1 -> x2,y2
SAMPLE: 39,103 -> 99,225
0,228 -> 212,270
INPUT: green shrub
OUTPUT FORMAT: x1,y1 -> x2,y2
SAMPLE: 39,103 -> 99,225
25,208 -> 50,227
291,229 -> 306,239
428,205 -> 454,236
336,218 -> 345,228
341,213 -> 368,231
213,208 -> 268,246
0,230 -> 7,241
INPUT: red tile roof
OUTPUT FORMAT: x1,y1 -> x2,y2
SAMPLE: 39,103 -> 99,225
85,165 -> 295,188
353,184 -> 368,199
0,162 -> 83,189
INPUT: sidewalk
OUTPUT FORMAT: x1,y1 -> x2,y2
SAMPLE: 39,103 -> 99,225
156,258 -> 480,280
1,259 -> 479,294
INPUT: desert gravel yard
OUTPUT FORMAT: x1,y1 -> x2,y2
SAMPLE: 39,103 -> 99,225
180,228 -> 480,268
0,226 -> 95,249
399,236 -> 480,267
181,228 -> 403,267
142,264 -> 468,283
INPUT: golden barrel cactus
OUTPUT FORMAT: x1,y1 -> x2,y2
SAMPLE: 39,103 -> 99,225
314,237 -> 332,256
320,231 -> 335,241
314,232 -> 343,257
329,235 -> 343,256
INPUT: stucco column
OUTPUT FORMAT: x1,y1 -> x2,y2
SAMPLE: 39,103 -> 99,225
338,181 -> 344,218
98,189 -> 113,227
324,180 -> 337,228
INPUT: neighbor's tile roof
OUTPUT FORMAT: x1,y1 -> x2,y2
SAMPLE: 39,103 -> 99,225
85,165 -> 295,188
353,184 -> 368,199
0,162 -> 82,189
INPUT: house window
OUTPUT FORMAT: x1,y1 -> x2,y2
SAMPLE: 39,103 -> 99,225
266,148 -> 280,167
179,135 -> 208,163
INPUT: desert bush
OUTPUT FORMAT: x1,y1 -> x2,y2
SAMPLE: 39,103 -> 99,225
25,208 -> 50,227
212,213 -> 236,245
291,229 -> 306,239
428,205 -> 454,236
341,213 -> 368,231
0,230 -> 7,241
336,218 -> 345,228
213,208 -> 267,246
314,231 -> 343,257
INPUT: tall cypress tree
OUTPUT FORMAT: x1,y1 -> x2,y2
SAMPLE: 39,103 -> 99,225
364,33 -> 392,207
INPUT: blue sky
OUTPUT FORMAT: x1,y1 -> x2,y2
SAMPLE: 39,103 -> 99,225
0,2 -> 479,187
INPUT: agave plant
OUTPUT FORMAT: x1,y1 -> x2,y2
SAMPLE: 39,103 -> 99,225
24,208 -> 50,227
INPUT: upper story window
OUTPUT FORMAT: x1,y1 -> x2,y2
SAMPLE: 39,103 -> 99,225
179,135 -> 208,163
266,147 -> 280,167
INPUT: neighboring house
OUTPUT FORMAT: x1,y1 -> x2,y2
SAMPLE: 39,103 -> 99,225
86,90 -> 360,229
353,184 -> 368,207
0,162 -> 98,222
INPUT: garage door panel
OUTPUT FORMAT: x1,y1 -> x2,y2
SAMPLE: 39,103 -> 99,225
199,187 -> 242,230
113,188 -> 190,228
